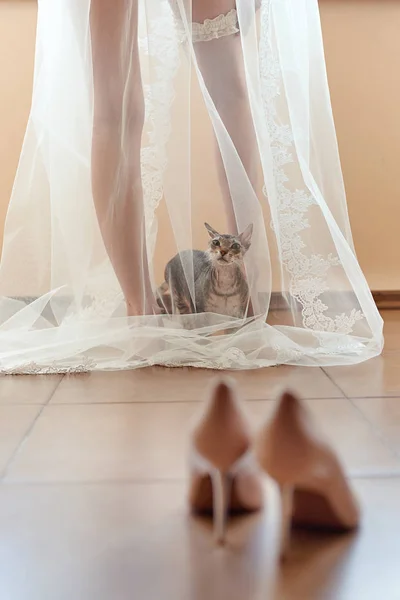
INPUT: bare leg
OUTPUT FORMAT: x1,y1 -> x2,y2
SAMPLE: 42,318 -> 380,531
193,1 -> 258,235
90,0 -> 158,316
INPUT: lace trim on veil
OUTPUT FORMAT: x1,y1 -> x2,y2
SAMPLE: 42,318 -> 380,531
0,1 -> 378,375
140,5 -> 181,258
258,1 -> 364,336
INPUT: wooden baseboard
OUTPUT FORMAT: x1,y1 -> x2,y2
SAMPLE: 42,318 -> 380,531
11,291 -> 400,313
372,291 -> 400,311
269,291 -> 400,312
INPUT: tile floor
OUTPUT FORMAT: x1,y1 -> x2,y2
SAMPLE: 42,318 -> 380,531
1,312 -> 400,599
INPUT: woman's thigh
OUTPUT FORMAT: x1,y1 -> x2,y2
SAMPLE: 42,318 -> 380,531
192,0 -> 236,23
90,0 -> 140,120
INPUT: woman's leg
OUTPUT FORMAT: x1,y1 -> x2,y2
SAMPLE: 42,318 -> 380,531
192,1 -> 258,234
90,0 -> 157,316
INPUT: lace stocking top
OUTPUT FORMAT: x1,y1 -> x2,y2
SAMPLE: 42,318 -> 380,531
191,9 -> 239,43
172,8 -> 239,43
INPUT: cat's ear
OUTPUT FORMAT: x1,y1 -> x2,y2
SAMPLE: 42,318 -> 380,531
239,223 -> 253,250
204,223 -> 220,239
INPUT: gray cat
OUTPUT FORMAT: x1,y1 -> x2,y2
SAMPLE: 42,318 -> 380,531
157,223 -> 253,318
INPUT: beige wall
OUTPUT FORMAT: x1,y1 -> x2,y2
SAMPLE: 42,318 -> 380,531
0,0 -> 399,290
0,1 -> 36,245
320,0 -> 400,290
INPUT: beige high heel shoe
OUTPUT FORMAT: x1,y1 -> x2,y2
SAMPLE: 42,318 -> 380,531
256,391 -> 360,558
189,377 -> 264,545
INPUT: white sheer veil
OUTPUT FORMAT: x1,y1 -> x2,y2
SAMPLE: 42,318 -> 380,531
0,0 -> 383,373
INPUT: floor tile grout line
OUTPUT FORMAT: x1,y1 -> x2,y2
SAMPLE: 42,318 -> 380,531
3,396 -> 349,407
0,375 -> 66,406
44,374 -> 66,406
0,404 -> 47,483
242,396 -> 344,402
45,396 -> 344,405
3,472 -> 400,487
0,376 -> 65,483
321,367 -> 348,398
1,478 -> 187,487
350,471 -> 400,479
322,367 -> 400,400
323,367 -> 400,463
348,396 -> 400,462
51,400 -> 213,405
5,395 -> 400,406
0,402 -> 58,407
343,395 -> 400,400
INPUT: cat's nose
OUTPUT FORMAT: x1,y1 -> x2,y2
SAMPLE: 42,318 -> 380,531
220,250 -> 227,256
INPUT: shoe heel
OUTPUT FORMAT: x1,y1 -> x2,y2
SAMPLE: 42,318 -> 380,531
279,484 -> 294,560
211,468 -> 230,545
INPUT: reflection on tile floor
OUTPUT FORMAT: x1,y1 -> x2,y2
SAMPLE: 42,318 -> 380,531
1,310 -> 400,599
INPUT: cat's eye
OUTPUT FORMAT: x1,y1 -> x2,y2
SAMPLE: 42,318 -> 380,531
212,239 -> 220,247
231,243 -> 241,251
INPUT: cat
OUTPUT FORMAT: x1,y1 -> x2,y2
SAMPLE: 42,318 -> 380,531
157,222 -> 253,318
